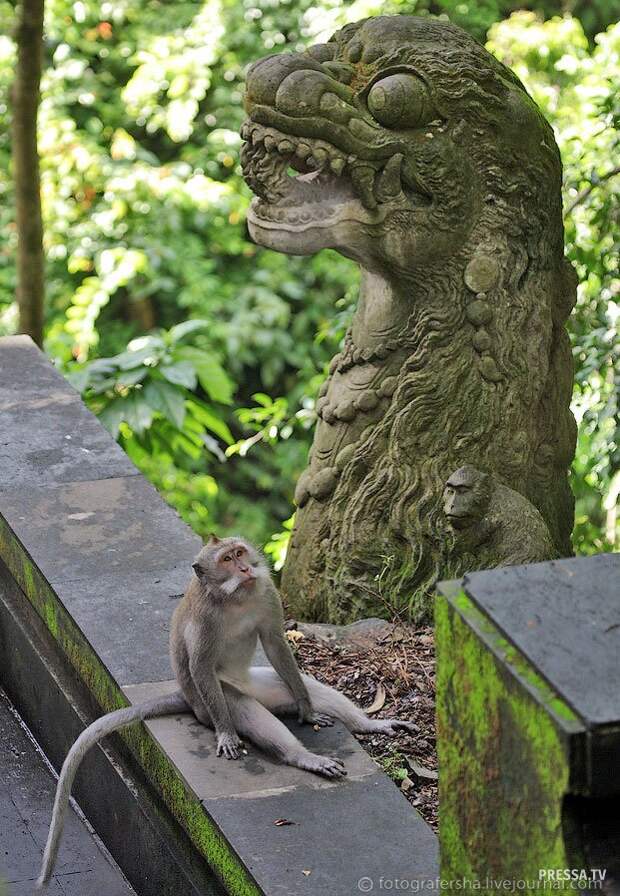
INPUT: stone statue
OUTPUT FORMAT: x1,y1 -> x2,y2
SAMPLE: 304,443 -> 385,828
442,465 -> 558,569
241,15 -> 577,622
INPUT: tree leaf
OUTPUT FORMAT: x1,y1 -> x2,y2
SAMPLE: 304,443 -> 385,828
187,399 -> 233,444
98,402 -> 126,440
169,319 -> 210,343
160,361 -> 197,390
406,759 -> 438,781
176,346 -> 234,405
117,367 -> 148,387
123,393 -> 154,435
143,381 -> 186,429
365,683 -> 386,715
115,342 -> 163,370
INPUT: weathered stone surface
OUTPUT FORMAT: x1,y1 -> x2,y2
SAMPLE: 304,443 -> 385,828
0,335 -> 77,402
124,679 -> 378,801
0,388 -> 139,486
207,775 -> 439,896
59,566 -> 190,685
436,556 -> 620,882
0,689 -> 135,895
0,476 -> 201,586
463,554 -> 620,731
241,15 -> 577,621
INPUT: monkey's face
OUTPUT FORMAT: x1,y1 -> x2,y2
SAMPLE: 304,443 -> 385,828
216,544 -> 259,595
443,467 -> 490,530
443,482 -> 476,530
193,538 -> 266,597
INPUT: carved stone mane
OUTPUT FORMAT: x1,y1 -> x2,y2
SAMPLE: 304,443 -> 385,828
241,15 -> 577,621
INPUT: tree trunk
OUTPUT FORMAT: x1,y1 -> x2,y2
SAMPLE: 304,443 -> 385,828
12,0 -> 45,347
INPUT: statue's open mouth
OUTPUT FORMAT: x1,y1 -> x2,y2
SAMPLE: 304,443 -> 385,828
241,119 -> 431,232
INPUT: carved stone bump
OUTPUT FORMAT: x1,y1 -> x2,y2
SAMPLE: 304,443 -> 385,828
464,253 -> 500,294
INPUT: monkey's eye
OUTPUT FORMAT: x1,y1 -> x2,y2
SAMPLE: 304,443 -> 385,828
236,549 -> 244,558
366,73 -> 435,129
222,555 -> 232,563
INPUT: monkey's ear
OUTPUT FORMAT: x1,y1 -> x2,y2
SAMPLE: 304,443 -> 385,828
207,532 -> 221,545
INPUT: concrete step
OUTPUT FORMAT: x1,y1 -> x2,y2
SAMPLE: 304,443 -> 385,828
0,688 -> 135,896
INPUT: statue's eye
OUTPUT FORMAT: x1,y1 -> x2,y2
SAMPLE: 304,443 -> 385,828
367,73 -> 435,129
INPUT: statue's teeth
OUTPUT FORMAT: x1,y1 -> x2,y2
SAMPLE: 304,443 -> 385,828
297,144 -> 311,159
313,148 -> 328,165
278,139 -> 294,154
375,153 -> 404,201
350,166 -> 377,209
330,157 -> 345,175
297,169 -> 321,183
264,135 -> 276,151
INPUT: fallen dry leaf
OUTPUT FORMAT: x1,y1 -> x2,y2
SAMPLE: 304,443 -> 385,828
302,870 -> 312,876
274,818 -> 296,826
407,758 -> 438,781
286,630 -> 305,644
293,621 -> 438,830
365,682 -> 386,714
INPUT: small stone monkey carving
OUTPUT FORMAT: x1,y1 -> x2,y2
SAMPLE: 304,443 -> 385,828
443,465 -> 558,568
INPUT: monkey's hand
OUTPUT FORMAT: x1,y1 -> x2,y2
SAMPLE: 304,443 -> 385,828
296,699 -> 334,727
216,731 -> 242,759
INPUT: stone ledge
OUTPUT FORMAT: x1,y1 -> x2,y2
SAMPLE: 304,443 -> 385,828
0,336 -> 439,895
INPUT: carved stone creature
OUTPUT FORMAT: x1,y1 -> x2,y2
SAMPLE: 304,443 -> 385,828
241,15 -> 577,621
443,465 -> 557,568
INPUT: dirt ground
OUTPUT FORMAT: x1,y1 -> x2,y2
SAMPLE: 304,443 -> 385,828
289,621 -> 438,830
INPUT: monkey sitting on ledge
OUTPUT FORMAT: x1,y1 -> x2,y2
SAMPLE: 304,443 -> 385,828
37,535 -> 415,889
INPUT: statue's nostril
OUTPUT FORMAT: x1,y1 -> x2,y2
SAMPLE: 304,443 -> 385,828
245,54 -> 324,109
275,70 -> 331,117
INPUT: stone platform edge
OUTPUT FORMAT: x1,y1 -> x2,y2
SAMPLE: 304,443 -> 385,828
0,498 -> 261,896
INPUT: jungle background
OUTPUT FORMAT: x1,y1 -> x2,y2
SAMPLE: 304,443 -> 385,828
0,0 -> 618,570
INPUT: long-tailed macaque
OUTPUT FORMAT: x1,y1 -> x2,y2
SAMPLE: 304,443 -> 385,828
37,535 -> 414,889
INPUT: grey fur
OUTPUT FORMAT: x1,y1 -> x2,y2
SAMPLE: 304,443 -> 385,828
36,691 -> 187,890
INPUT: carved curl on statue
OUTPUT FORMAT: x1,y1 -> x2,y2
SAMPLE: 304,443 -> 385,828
241,15 -> 577,622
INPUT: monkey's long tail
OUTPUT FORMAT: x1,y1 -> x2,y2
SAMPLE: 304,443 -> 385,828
36,690 -> 188,891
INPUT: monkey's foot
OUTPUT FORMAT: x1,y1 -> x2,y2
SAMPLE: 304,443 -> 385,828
216,731 -> 243,759
370,719 -> 417,736
306,712 -> 334,727
296,752 -> 347,778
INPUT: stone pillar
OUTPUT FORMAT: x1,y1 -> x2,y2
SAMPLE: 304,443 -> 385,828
436,556 -> 620,886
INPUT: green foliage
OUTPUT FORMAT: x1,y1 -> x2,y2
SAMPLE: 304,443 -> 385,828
0,0 -> 617,561
488,12 -> 619,551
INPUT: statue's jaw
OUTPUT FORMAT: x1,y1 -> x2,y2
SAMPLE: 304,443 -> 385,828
241,118 -> 430,254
